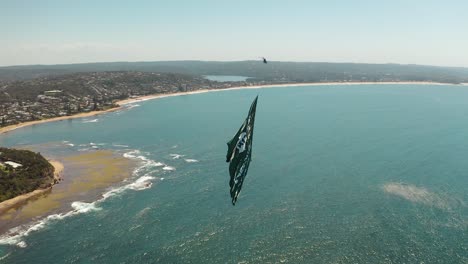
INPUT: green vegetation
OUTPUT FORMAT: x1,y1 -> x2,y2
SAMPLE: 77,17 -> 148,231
1,61 -> 468,127
0,147 -> 55,202
1,61 -> 468,83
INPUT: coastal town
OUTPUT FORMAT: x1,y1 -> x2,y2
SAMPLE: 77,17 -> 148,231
0,71 -> 265,127
2,60 -> 468,128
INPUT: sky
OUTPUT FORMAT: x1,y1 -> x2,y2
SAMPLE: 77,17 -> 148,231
1,0 -> 468,67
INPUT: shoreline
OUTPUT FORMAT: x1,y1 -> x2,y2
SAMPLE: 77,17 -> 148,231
113,81 -> 468,106
0,150 -> 136,236
0,160 -> 64,215
1,81 -> 467,135
0,107 -> 122,135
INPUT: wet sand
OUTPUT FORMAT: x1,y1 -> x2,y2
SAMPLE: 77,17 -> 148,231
0,150 -> 136,234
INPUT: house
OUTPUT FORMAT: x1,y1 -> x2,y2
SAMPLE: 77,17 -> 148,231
44,90 -> 63,96
4,161 -> 22,168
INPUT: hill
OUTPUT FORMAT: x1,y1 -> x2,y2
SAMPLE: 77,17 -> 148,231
0,147 -> 55,202
1,61 -> 468,84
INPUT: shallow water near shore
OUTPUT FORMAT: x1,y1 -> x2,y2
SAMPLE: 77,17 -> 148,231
0,149 -> 135,233
0,84 -> 467,263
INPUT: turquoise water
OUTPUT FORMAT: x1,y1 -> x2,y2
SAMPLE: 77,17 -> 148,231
0,84 -> 467,263
204,75 -> 250,82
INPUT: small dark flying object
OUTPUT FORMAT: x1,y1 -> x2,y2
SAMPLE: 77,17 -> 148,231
262,57 -> 268,64
226,96 -> 258,205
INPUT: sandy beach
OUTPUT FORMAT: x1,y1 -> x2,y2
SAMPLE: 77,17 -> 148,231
0,81 -> 466,136
0,160 -> 64,215
115,81 -> 468,106
0,151 -> 135,233
0,108 -> 122,135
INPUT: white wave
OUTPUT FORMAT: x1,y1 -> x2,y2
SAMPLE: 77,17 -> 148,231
170,154 -> 185,159
126,104 -> 141,109
105,150 -> 166,197
185,159 -> 199,163
123,150 -> 165,174
123,150 -> 141,159
128,176 -> 155,190
89,142 -> 105,146
163,166 -> 175,171
0,201 -> 101,248
113,144 -> 129,148
16,241 -> 27,248
0,252 -> 11,261
61,140 -> 74,147
0,149 -> 164,248
102,176 -> 156,199
71,201 -> 101,213
78,148 -> 90,152
82,119 -> 99,123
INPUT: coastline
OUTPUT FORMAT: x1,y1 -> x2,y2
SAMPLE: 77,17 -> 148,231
0,107 -> 122,135
0,160 -> 64,215
0,150 -> 136,235
115,81 -> 468,106
1,81 -> 467,135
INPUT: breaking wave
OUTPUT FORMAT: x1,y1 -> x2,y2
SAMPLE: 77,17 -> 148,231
163,166 -> 176,171
112,144 -> 129,148
82,119 -> 99,123
102,175 -> 155,199
0,252 -> 11,261
170,154 -> 185,159
126,104 -> 141,109
71,201 -> 102,213
0,201 -> 101,248
77,148 -> 91,152
61,140 -> 75,147
0,149 -> 166,248
185,159 -> 199,163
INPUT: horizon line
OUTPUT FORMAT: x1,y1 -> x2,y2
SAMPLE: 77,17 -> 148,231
1,60 -> 467,69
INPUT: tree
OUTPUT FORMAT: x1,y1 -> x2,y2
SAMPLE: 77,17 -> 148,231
93,97 -> 98,110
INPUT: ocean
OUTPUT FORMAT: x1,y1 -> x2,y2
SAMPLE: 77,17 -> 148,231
0,84 -> 466,263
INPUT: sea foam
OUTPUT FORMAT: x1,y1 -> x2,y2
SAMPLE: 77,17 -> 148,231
82,119 -> 99,123
0,149 -> 164,248
0,201 -> 101,248
170,154 -> 185,159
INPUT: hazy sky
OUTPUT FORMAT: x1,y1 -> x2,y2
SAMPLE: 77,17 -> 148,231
2,0 -> 468,67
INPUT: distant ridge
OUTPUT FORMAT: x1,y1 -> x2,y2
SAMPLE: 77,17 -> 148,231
1,61 -> 468,84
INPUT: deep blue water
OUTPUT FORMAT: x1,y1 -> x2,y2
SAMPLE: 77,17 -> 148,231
0,84 -> 467,263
